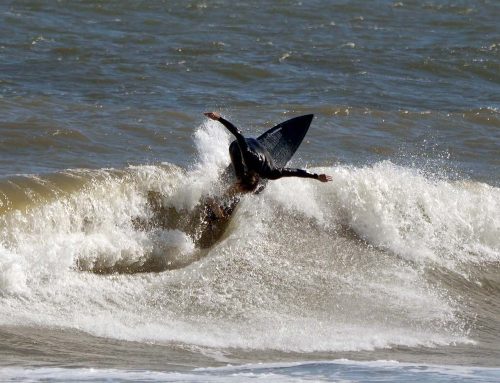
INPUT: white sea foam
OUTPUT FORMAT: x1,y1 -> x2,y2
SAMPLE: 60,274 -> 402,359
0,245 -> 27,295
326,161 -> 500,268
168,118 -> 230,210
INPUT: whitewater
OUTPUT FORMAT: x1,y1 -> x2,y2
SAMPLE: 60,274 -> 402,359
1,121 -> 499,358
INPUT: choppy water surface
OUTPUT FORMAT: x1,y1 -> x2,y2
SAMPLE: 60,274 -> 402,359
0,1 -> 499,382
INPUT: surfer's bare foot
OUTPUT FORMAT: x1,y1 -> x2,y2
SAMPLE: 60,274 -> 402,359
318,174 -> 332,182
204,112 -> 220,121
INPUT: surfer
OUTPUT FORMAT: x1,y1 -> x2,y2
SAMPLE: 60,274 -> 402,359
204,112 -> 332,194
137,112 -> 332,247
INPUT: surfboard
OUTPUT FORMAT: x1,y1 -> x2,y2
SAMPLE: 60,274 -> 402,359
256,113 -> 314,168
197,114 -> 314,247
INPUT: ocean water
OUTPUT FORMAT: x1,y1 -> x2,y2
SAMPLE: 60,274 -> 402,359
0,0 -> 499,382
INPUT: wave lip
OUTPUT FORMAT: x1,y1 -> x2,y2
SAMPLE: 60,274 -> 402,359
328,161 -> 500,269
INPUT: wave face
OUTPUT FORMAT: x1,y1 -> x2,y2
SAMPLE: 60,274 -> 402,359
1,121 -> 498,357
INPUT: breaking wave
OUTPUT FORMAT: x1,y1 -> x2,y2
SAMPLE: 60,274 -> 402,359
0,120 -> 498,353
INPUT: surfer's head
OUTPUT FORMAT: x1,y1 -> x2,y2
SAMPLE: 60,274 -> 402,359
237,172 -> 260,193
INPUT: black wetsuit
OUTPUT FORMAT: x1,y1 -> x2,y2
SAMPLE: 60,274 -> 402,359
219,117 -> 320,181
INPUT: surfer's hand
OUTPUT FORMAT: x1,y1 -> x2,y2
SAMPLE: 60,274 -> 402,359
204,112 -> 220,121
318,174 -> 332,182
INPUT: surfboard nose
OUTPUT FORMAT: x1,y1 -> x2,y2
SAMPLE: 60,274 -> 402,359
292,114 -> 314,125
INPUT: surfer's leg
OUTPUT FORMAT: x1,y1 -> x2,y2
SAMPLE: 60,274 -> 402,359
205,197 -> 226,219
229,141 -> 245,179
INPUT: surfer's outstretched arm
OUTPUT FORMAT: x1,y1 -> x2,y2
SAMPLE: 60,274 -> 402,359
204,112 -> 246,146
267,168 -> 332,182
